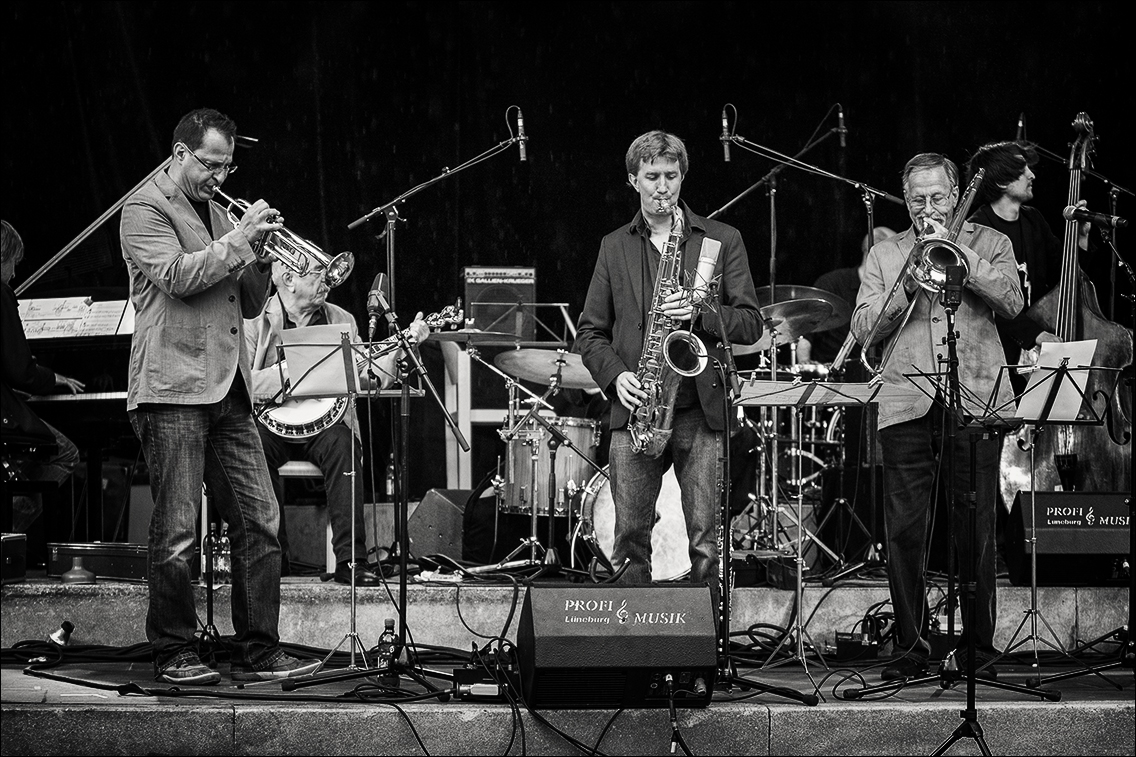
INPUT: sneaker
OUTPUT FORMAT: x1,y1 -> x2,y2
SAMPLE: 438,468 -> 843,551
880,655 -> 929,681
230,650 -> 321,682
156,651 -> 221,685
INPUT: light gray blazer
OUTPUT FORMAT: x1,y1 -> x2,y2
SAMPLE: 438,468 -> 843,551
120,171 -> 270,409
851,223 -> 1024,430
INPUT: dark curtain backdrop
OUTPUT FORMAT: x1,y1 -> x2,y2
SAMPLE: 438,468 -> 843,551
5,1 -> 1132,320
4,1 -> 1132,496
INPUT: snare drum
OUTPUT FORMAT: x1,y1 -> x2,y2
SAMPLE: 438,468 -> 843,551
572,466 -> 691,581
501,416 -> 600,516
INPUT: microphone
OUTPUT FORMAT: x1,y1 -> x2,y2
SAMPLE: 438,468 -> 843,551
1063,205 -> 1128,228
517,109 -> 527,162
943,264 -> 964,309
1016,112 -> 1025,141
367,272 -> 390,340
692,238 -> 722,302
837,105 -> 846,148
721,109 -> 730,162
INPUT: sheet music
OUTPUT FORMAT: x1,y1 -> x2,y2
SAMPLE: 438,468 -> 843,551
1015,339 -> 1098,422
280,324 -> 360,399
78,301 -> 128,336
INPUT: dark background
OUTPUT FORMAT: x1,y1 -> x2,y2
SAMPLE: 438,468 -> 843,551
5,1 -> 1133,500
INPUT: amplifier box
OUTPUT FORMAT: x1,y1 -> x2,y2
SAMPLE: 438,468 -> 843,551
517,584 -> 716,709
462,266 -> 535,340
1006,491 -> 1131,586
47,542 -> 148,582
2,533 -> 27,584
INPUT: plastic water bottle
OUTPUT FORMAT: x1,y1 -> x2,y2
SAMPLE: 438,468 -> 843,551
375,618 -> 398,686
214,525 -> 232,586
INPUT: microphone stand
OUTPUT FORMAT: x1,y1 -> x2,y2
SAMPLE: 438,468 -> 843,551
347,122 -> 526,313
709,282 -> 817,707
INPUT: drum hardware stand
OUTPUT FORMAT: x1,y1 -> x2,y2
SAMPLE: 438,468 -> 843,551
713,291 -> 817,706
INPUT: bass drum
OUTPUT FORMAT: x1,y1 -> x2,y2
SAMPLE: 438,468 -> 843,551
573,467 -> 691,581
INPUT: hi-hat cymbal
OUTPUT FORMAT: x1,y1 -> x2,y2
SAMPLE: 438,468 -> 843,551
736,299 -> 833,353
431,329 -> 518,344
494,349 -> 599,391
756,285 -> 851,334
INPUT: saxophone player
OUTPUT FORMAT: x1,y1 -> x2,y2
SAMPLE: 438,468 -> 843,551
576,130 -> 763,605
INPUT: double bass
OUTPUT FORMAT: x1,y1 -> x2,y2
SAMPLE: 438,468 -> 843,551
1000,113 -> 1133,503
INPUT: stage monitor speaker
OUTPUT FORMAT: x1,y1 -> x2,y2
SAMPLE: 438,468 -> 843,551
407,488 -> 470,558
462,266 -> 535,341
1006,491 -> 1130,587
517,584 -> 716,709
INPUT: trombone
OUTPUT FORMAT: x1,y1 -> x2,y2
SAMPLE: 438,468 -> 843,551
859,168 -> 985,378
212,188 -> 354,288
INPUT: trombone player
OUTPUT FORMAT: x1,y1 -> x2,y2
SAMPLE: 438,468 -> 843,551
121,107 -> 318,685
851,153 -> 1023,681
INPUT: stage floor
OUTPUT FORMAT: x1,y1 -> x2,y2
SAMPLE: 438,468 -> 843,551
2,571 -> 1133,755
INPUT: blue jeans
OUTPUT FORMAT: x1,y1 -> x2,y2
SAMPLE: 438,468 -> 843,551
880,409 -> 999,660
609,407 -> 722,600
130,382 -> 282,667
258,423 -> 366,565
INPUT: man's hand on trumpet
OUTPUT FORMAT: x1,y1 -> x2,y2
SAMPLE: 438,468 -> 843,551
236,198 -> 284,254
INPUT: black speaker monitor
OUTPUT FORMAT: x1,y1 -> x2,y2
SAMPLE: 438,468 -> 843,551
407,488 -> 470,558
517,584 -> 716,709
1006,491 -> 1130,586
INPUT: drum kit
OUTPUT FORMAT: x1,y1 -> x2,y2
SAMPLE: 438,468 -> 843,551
731,285 -> 856,565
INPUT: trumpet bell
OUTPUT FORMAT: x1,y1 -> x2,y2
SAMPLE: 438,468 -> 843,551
323,251 -> 355,288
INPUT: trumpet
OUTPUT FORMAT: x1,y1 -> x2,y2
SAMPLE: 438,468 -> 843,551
859,168 -> 985,377
212,188 -> 354,288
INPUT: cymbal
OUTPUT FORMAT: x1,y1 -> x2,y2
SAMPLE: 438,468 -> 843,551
756,284 -> 851,334
494,349 -> 599,391
431,329 -> 518,343
737,299 -> 833,353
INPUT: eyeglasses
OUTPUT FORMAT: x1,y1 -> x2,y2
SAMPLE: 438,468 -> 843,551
178,143 -> 237,176
904,193 -> 952,211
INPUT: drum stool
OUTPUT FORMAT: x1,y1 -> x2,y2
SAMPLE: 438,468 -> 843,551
200,461 -> 335,574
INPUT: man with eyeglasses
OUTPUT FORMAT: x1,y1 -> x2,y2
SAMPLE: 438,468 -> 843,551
851,153 -> 1023,682
246,260 -> 429,585
121,107 -> 319,685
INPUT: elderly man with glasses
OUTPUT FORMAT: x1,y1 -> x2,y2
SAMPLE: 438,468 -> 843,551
851,153 -> 1023,682
121,107 -> 319,685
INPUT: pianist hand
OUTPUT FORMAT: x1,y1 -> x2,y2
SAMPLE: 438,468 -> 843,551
54,373 -> 85,394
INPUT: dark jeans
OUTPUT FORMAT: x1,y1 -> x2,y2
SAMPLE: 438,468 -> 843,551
880,409 -> 999,660
130,383 -> 281,667
257,422 -> 366,565
609,406 -> 722,603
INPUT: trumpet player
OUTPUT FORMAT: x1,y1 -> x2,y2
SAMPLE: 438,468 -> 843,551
851,153 -> 1023,682
576,130 -> 762,606
121,107 -> 318,685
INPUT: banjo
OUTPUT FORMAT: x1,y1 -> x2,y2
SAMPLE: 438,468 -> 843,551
256,302 -> 463,439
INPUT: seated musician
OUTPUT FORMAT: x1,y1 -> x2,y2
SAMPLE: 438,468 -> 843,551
246,260 -> 428,585
1,219 -> 83,532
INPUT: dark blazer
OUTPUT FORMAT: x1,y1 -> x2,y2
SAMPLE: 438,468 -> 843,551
1,282 -> 56,444
575,202 -> 763,432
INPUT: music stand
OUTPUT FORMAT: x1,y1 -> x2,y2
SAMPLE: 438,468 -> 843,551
987,342 -> 1124,689
736,378 -> 919,684
275,326 -> 373,674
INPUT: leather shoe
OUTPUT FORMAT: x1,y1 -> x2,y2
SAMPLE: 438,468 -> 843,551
952,649 -> 999,680
880,655 -> 929,681
334,562 -> 383,587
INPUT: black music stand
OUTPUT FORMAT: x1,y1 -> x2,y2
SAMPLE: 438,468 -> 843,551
987,347 -> 1125,690
273,328 -> 374,675
736,378 -> 920,686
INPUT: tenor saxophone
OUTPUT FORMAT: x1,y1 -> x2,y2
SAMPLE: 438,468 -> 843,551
628,202 -> 708,457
